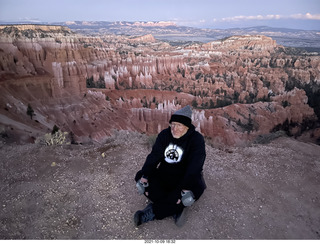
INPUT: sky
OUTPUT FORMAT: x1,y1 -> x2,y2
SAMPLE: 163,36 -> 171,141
1,0 -> 320,30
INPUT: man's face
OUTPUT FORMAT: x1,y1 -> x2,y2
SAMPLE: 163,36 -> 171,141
170,122 -> 189,139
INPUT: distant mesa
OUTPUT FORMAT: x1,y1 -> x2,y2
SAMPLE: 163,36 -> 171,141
131,21 -> 176,27
129,34 -> 156,43
63,20 -> 176,28
0,24 -> 70,32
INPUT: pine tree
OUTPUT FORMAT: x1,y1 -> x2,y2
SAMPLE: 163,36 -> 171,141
27,104 -> 34,119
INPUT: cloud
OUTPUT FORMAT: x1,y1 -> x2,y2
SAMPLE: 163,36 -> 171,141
291,13 -> 320,20
216,13 -> 320,22
174,13 -> 320,28
220,14 -> 281,22
18,17 -> 42,23
173,18 -> 208,27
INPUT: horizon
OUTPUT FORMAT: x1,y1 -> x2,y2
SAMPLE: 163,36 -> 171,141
0,0 -> 320,31
0,21 -> 319,33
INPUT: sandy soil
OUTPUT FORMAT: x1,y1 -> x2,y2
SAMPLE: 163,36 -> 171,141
0,131 -> 319,240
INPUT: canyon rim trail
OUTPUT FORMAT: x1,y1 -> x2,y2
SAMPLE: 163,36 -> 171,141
0,131 -> 320,239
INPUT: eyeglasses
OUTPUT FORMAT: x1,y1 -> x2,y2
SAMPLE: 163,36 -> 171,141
170,122 -> 185,129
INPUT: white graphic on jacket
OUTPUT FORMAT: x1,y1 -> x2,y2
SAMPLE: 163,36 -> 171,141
164,143 -> 184,164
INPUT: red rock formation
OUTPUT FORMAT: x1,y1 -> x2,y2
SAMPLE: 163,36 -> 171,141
0,25 -> 319,145
197,88 -> 315,146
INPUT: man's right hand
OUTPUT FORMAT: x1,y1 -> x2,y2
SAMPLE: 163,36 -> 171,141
140,177 -> 149,196
140,177 -> 148,184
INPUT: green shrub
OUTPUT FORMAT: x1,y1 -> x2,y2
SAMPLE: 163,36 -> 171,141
35,130 -> 70,146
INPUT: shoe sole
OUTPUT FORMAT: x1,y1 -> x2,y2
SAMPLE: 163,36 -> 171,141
134,211 -> 143,226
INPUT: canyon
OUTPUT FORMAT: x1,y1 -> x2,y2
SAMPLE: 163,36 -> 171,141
56,21 -> 320,50
0,24 -> 319,146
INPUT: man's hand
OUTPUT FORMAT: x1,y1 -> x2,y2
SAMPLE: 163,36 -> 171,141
177,190 -> 190,204
140,177 -> 148,184
176,190 -> 190,204
140,177 -> 149,196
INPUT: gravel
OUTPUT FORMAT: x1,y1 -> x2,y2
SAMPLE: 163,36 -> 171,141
0,131 -> 319,240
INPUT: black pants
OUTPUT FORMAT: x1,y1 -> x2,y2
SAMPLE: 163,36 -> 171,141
144,176 -> 185,220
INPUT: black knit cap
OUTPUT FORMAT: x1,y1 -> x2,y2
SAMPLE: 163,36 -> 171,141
169,105 -> 192,128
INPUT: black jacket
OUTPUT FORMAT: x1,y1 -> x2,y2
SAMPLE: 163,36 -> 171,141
135,125 -> 206,200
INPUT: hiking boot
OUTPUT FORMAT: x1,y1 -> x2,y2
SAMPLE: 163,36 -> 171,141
173,207 -> 187,227
134,203 -> 155,226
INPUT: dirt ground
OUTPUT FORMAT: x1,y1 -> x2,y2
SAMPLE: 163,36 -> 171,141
0,130 -> 320,240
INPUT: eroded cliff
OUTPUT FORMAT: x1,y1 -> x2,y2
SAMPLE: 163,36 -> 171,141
0,25 -> 319,146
